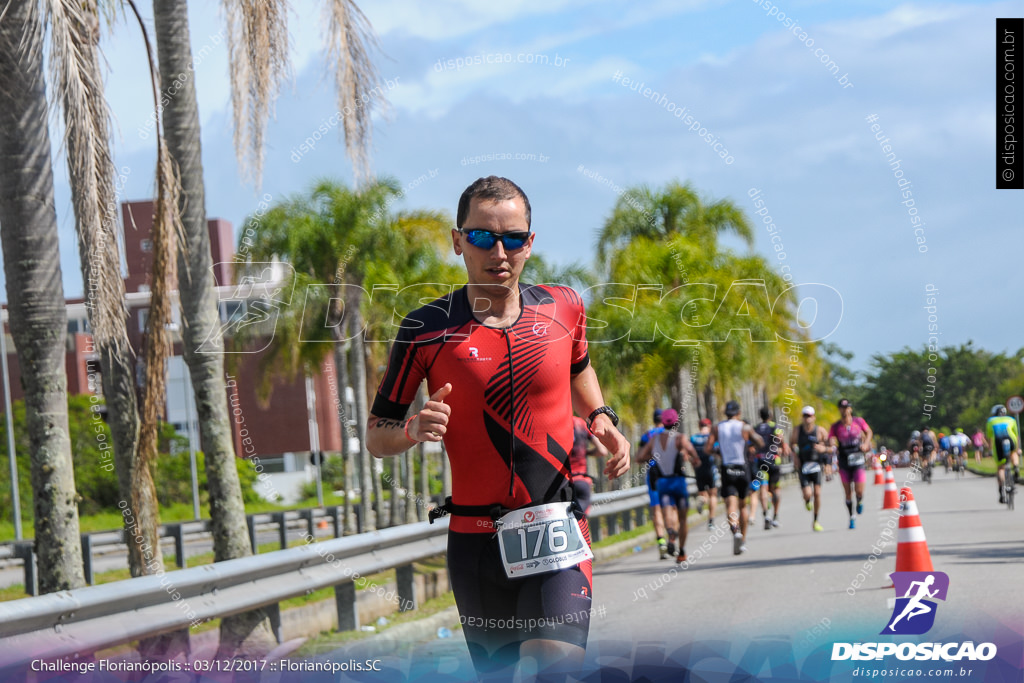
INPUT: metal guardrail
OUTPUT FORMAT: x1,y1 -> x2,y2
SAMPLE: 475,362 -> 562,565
2,505 -> 365,595
0,487 -> 650,670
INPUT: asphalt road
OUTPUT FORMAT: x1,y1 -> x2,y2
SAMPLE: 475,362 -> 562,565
323,468 -> 1024,681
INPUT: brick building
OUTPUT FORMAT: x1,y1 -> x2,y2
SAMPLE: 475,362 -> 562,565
1,201 -> 352,477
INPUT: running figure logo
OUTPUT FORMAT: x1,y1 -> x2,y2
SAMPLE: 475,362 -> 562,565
882,571 -> 949,635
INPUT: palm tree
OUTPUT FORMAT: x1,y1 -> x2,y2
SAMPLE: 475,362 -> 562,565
238,178 -> 456,530
152,0 -> 277,656
591,181 -> 804,434
596,181 -> 754,269
0,0 -> 86,594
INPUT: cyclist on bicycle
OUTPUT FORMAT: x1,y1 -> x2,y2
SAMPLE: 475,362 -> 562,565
986,405 -> 1021,504
948,428 -> 969,474
907,430 -> 923,468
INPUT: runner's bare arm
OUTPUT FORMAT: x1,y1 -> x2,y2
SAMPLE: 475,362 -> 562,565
367,383 -> 452,457
569,365 -> 630,478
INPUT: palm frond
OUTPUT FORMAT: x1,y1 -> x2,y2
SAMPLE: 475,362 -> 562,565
46,0 -> 128,356
323,0 -> 383,185
223,0 -> 290,187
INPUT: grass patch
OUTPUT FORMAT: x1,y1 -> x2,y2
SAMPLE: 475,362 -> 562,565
967,458 -> 999,475
592,522 -> 653,549
293,592 -> 458,658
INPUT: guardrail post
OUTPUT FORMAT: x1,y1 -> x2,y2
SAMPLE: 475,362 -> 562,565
327,506 -> 341,538
335,581 -> 358,632
247,515 -> 258,554
590,517 -> 601,543
300,509 -> 314,539
170,524 -> 186,568
635,505 -> 646,527
606,513 -> 618,537
81,534 -> 94,585
396,564 -> 416,612
264,602 -> 283,644
354,506 -> 363,535
621,510 -> 633,532
273,512 -> 287,550
14,543 -> 36,596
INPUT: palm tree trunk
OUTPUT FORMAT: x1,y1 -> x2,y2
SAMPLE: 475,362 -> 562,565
332,339 -> 356,533
346,287 -> 375,531
54,0 -> 151,582
152,0 -> 274,656
403,449 -> 414,524
387,459 -> 400,527
0,0 -> 85,594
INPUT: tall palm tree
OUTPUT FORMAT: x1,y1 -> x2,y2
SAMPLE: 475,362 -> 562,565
0,0 -> 86,594
151,0 -> 276,656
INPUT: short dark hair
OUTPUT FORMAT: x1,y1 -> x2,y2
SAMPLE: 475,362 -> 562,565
759,407 -> 771,421
457,176 -> 531,229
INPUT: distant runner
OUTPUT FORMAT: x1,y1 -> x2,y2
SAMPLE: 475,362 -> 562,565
751,407 -> 786,530
637,409 -> 700,563
828,398 -> 873,529
791,405 -> 829,531
691,418 -> 719,530
711,401 -> 764,555
640,410 -> 669,558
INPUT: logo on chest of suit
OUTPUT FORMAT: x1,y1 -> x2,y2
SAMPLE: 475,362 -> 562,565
460,345 -> 492,362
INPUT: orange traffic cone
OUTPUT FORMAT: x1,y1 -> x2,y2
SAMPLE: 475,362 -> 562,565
874,459 -> 885,485
882,467 -> 900,510
894,487 -> 933,572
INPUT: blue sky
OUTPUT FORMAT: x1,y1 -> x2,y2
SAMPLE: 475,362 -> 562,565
25,0 -> 1023,373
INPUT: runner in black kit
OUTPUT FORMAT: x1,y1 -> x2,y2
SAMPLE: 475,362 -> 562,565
691,418 -> 718,530
751,407 -> 786,530
790,406 -> 829,531
367,177 -> 630,679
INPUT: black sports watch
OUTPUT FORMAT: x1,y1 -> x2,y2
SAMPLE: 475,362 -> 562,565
587,406 -> 619,430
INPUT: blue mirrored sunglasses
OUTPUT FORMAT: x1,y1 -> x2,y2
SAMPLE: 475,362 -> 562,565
458,228 -> 531,250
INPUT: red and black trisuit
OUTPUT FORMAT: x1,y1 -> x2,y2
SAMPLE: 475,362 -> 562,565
373,283 -> 594,669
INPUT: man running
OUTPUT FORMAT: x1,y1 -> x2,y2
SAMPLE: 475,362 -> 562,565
691,418 -> 718,530
791,406 -> 829,531
637,409 -> 700,563
828,398 -> 873,529
986,404 -> 1021,504
367,176 -> 630,679
711,401 -> 763,555
640,410 -> 669,558
751,407 -> 786,530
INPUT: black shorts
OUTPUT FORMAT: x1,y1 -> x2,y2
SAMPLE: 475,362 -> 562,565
695,468 -> 717,492
994,438 -> 1017,464
572,478 -> 593,516
798,470 -> 821,488
720,464 -> 750,499
447,528 -> 593,673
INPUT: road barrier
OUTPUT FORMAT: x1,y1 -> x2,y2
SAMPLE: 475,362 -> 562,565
0,487 -> 651,669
